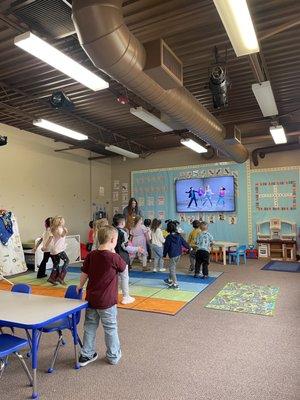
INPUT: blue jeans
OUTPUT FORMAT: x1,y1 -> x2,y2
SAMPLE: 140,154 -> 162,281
81,305 -> 121,364
151,244 -> 164,270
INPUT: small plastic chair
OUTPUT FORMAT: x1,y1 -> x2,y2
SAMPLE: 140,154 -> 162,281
211,247 -> 223,262
228,245 -> 247,265
38,285 -> 83,373
0,333 -> 32,386
0,284 -> 32,335
11,283 -> 32,294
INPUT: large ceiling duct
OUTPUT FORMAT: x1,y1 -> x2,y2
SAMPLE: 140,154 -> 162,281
72,0 -> 248,163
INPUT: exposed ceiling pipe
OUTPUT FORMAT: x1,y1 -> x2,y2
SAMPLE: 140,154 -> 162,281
252,142 -> 300,166
72,0 -> 248,163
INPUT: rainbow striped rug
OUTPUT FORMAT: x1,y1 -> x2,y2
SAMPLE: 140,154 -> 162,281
1,268 -> 223,315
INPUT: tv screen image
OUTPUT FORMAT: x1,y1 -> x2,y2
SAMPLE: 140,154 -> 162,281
175,176 -> 235,213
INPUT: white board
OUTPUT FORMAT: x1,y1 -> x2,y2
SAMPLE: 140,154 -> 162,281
34,234 -> 81,271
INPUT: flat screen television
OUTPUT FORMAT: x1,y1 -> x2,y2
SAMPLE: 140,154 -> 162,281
175,176 -> 235,213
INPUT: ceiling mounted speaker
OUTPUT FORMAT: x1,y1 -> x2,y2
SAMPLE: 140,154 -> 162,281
201,147 -> 216,159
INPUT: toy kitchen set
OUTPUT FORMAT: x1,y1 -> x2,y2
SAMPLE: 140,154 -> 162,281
256,219 -> 297,261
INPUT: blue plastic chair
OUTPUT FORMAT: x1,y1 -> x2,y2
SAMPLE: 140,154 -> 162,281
38,285 -> 83,373
0,333 -> 32,386
228,245 -> 247,265
11,283 -> 32,294
0,284 -> 32,335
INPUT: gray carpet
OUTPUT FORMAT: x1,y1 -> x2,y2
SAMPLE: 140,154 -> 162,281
1,257 -> 300,400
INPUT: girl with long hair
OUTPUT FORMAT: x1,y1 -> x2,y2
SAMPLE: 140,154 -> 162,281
130,215 -> 149,270
123,197 -> 142,230
47,216 -> 69,285
150,218 -> 166,272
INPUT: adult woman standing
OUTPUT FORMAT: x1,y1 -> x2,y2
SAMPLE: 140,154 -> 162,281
123,197 -> 142,230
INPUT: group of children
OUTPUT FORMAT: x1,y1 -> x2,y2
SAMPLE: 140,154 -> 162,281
87,214 -> 214,289
36,212 -> 214,367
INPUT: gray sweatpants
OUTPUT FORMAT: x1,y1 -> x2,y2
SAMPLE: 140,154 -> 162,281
169,256 -> 180,284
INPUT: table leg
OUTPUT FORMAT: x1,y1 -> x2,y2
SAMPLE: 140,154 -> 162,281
31,328 -> 39,399
223,246 -> 226,265
71,314 -> 80,370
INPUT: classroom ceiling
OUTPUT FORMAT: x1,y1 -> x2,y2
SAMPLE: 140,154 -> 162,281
0,0 -> 299,158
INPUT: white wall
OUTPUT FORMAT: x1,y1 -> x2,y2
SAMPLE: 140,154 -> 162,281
1,122 -> 298,241
0,123 -> 111,242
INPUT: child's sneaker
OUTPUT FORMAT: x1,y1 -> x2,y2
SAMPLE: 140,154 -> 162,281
164,278 -> 172,286
201,275 -> 209,279
159,268 -> 166,272
168,283 -> 179,290
153,268 -> 157,272
79,352 -> 98,367
121,295 -> 135,305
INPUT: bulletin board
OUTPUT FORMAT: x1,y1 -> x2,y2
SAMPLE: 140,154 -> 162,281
131,161 -> 299,247
132,161 -> 249,245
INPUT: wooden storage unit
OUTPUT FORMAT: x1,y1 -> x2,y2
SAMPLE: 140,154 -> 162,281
257,239 -> 297,261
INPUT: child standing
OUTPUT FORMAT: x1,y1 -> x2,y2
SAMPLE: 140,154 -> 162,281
144,219 -> 152,261
77,226 -> 126,366
34,217 -> 52,279
112,213 -> 137,305
47,216 -> 69,285
187,220 -> 201,272
130,216 -> 149,271
92,218 -> 109,250
194,221 -> 214,279
163,221 -> 190,289
86,221 -> 94,252
150,218 -> 166,272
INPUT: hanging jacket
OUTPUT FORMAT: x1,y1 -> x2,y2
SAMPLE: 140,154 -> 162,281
0,211 -> 13,245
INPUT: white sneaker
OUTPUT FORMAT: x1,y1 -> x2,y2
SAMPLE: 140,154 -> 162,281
153,268 -> 157,272
121,295 -> 135,305
159,268 -> 166,272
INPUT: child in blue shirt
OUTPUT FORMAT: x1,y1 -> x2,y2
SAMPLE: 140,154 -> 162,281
194,221 -> 214,279
163,221 -> 190,289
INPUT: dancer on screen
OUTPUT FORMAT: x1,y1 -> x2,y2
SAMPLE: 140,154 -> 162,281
186,187 -> 198,208
202,185 -> 214,207
197,187 -> 205,205
216,186 -> 226,206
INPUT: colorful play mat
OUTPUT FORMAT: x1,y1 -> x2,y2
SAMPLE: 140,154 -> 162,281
205,282 -> 279,316
0,268 -> 223,315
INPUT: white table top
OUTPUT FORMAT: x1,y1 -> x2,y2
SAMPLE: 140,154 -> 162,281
0,290 -> 87,328
214,241 -> 238,247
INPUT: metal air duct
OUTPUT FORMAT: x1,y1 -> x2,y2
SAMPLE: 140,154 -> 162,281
72,0 -> 248,163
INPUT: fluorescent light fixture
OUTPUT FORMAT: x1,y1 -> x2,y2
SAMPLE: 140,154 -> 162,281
180,138 -> 208,153
105,145 -> 139,158
269,125 -> 287,144
14,32 -> 108,91
213,0 -> 259,57
252,81 -> 278,117
33,119 -> 88,141
130,107 -> 173,132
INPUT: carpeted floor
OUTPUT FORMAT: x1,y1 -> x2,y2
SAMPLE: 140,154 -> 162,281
1,256 -> 299,400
